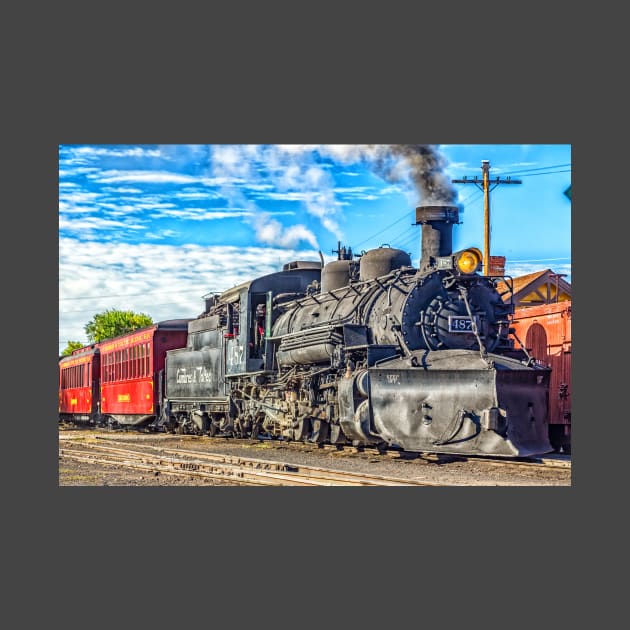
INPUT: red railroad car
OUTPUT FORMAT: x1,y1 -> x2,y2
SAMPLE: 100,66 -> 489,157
59,345 -> 100,423
97,320 -> 190,426
510,302 -> 572,453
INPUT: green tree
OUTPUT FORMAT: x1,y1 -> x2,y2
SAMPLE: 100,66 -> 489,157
84,308 -> 153,343
61,341 -> 85,356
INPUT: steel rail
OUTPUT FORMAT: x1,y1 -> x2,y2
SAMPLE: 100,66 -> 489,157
59,448 -> 277,486
193,435 -> 572,470
59,443 -> 438,486
59,428 -> 570,471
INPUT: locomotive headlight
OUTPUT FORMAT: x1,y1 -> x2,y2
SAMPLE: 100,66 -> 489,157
455,248 -> 482,274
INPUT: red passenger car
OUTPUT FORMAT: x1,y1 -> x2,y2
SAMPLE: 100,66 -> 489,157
59,345 -> 100,423
510,302 -> 572,453
97,320 -> 190,427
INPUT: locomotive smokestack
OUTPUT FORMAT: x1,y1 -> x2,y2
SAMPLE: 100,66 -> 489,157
415,205 -> 460,272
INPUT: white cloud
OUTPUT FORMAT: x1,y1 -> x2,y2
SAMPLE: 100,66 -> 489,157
101,187 -> 144,194
59,191 -> 102,205
59,238 -> 324,350
174,190 -> 218,200
144,229 -> 179,240
150,208 -> 255,221
59,215 -> 146,234
211,145 -> 258,179
58,167 -> 100,177
505,261 -> 571,283
73,146 -> 163,158
92,170 -> 200,185
254,215 -> 319,249
59,201 -> 100,215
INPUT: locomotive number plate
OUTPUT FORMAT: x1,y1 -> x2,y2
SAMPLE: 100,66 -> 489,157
448,316 -> 479,333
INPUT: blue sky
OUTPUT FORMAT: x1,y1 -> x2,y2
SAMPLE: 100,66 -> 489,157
59,144 -> 571,353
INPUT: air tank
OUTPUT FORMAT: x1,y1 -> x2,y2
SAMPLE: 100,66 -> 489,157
359,246 -> 411,282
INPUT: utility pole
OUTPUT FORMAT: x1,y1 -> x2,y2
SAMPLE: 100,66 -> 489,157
452,160 -> 521,275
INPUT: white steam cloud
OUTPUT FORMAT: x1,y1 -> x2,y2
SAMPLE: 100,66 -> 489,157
207,144 -> 456,250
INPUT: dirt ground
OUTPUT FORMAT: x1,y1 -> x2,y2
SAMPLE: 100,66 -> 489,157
58,427 -> 571,487
58,458 -> 234,486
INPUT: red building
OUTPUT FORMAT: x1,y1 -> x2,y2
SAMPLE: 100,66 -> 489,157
497,269 -> 572,453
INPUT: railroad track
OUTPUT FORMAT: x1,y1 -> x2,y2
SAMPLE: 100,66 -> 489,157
58,438 -> 440,486
59,424 -> 570,472
268,439 -> 572,470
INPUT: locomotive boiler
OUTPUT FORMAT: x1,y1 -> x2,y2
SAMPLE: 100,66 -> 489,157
160,205 -> 553,457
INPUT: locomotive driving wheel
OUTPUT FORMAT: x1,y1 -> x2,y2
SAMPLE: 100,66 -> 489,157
329,422 -> 346,445
309,418 -> 329,444
292,416 -> 311,441
191,412 -> 209,435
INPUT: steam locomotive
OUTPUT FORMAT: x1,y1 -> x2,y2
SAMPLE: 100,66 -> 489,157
156,205 -> 552,457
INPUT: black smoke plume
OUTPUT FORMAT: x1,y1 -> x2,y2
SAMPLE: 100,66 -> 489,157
367,144 -> 458,206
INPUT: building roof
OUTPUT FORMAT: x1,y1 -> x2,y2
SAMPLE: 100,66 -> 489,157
496,268 -> 571,308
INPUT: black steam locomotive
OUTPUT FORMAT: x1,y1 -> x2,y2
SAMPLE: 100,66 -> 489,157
160,205 -> 552,458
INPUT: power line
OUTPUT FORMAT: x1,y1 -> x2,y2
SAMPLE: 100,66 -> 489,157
352,209 -> 415,249
60,288 -> 215,301
62,300 -> 204,314
458,188 -> 484,205
508,256 -> 571,263
502,163 -> 571,176
518,169 -> 571,177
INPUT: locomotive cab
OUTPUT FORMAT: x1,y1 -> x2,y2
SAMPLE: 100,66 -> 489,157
221,262 -> 322,376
